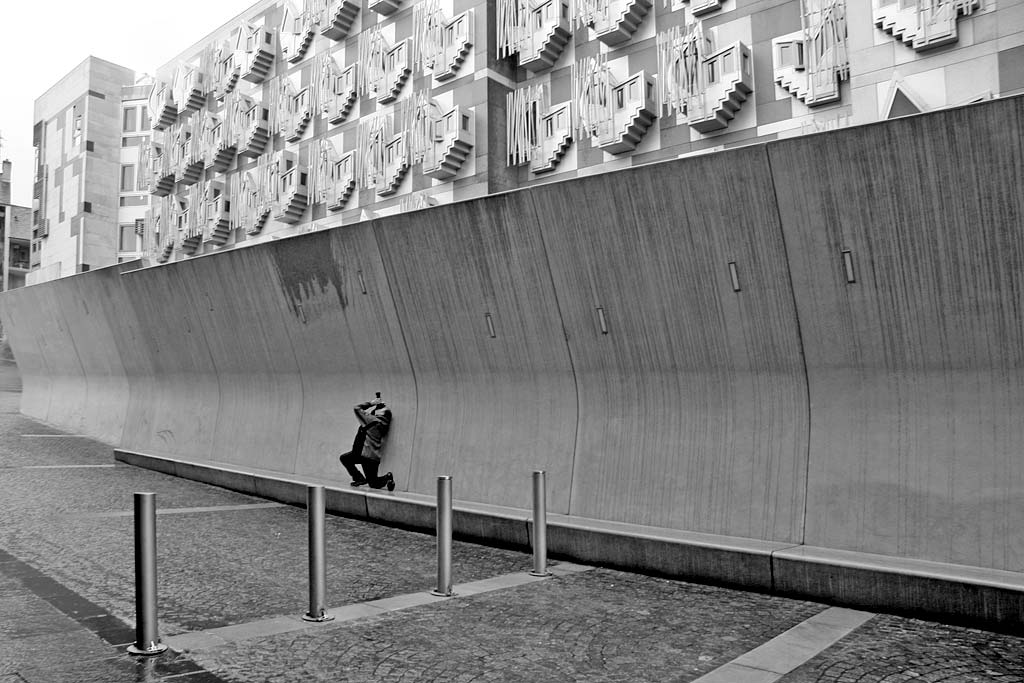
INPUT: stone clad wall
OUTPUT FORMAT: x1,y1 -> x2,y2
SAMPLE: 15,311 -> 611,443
4,95 -> 1023,573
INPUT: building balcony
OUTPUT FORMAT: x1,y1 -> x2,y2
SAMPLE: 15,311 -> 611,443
215,44 -> 241,97
241,26 -> 276,83
689,0 -> 723,16
773,36 -> 841,107
319,0 -> 360,40
592,0 -> 653,46
205,187 -> 233,245
596,72 -> 657,154
686,42 -> 753,134
517,0 -> 571,72
156,236 -> 175,263
174,66 -> 207,115
531,101 -> 573,174
325,154 -> 356,211
149,83 -> 177,131
378,39 -> 411,104
873,0 -> 979,50
204,119 -> 238,173
377,133 -> 409,196
423,107 -> 474,181
434,10 -> 473,81
281,7 -> 316,64
326,64 -> 358,125
283,87 -> 313,143
238,102 -> 271,158
368,0 -> 401,15
273,156 -> 309,224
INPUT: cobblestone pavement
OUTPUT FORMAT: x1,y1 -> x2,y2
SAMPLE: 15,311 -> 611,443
1,369 -> 1023,682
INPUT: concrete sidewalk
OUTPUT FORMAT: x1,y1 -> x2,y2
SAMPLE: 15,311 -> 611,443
1,380 -> 1022,681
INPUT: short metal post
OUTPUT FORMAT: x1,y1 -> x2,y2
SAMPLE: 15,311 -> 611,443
302,485 -> 334,622
127,492 -> 167,656
530,471 -> 551,577
431,476 -> 455,597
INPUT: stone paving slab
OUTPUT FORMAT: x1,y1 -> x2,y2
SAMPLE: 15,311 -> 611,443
783,614 -> 1024,682
189,568 -> 826,682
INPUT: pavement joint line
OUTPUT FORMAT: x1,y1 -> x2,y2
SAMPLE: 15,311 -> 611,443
690,606 -> 876,683
165,561 -> 594,653
1,464 -> 117,469
74,503 -> 287,518
19,434 -> 96,438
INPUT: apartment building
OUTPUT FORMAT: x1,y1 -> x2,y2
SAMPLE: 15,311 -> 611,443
0,160 -> 31,291
137,0 -> 1023,263
29,57 -> 152,285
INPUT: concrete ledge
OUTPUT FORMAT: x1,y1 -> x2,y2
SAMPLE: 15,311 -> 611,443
773,546 -> 1024,633
114,449 -> 1024,632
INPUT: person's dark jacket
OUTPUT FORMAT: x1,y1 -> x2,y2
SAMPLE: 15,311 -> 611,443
354,401 -> 392,462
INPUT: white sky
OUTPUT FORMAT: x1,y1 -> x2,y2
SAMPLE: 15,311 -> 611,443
0,0 -> 261,207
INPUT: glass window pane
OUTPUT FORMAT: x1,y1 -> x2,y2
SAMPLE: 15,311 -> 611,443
123,107 -> 136,132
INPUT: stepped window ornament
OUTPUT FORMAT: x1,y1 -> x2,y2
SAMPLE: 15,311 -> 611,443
313,138 -> 357,211
204,111 -> 238,173
144,139 -> 175,196
496,0 -> 572,72
420,105 -> 475,180
357,110 -> 411,196
368,0 -> 402,16
657,23 -> 753,134
177,186 -> 204,254
238,155 -> 275,235
236,94 -> 271,158
773,0 -> 848,106
572,55 -> 657,153
281,0 -> 317,64
317,53 -> 358,125
357,27 -> 410,103
213,40 -> 241,97
172,62 -> 208,116
874,0 -> 979,49
275,76 -> 314,142
204,179 -> 233,245
506,83 -> 574,173
171,118 -> 205,186
151,197 -> 175,262
238,22 -> 276,84
576,0 -> 653,46
273,150 -> 310,224
314,0 -> 361,40
148,81 -> 177,131
413,2 -> 474,80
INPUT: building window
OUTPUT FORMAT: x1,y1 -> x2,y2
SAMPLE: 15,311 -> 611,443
123,107 -> 137,132
122,135 -> 146,147
120,164 -> 136,192
119,224 -> 138,251
85,140 -> 94,152
82,201 -> 92,213
139,106 -> 148,129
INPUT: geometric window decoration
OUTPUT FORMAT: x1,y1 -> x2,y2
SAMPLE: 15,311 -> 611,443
281,1 -> 316,64
413,2 -> 474,81
576,0 -> 653,46
874,0 -> 980,50
313,138 -> 357,211
773,0 -> 849,106
317,0 -> 361,41
657,22 -> 753,134
572,55 -> 657,153
496,0 -> 572,72
505,84 -> 574,173
317,53 -> 358,125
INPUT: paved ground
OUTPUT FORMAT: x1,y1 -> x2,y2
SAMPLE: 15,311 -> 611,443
0,367 -> 1022,681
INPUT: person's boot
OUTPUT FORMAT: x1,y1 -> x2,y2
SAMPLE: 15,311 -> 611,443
386,472 -> 396,492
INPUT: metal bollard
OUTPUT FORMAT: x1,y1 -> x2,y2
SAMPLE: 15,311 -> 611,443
302,485 -> 335,622
430,476 -> 455,597
529,471 -> 551,577
127,492 -> 167,656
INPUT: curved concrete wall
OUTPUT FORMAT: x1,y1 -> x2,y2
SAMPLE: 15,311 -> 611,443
4,95 -> 1023,573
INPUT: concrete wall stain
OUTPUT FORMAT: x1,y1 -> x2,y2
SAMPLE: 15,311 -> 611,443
269,235 -> 348,320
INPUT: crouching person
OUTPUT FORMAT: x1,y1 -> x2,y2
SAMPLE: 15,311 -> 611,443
339,394 -> 395,491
